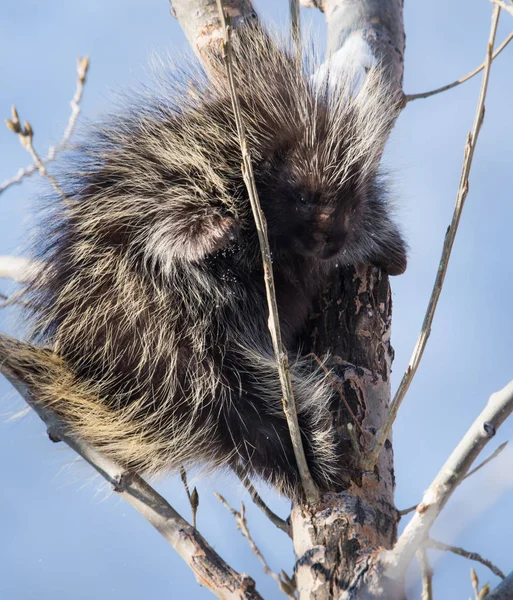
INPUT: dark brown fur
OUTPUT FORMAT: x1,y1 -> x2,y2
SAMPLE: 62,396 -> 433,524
21,29 -> 406,497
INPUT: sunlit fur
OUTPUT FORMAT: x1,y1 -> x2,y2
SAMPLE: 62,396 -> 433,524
19,27 -> 406,498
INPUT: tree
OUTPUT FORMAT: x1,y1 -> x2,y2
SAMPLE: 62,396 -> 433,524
1,1 -> 513,598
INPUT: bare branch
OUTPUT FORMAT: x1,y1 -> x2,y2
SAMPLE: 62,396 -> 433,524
5,106 -> 65,198
233,466 -> 291,536
0,57 -> 89,195
427,537 -> 505,580
364,3 -> 501,471
490,0 -> 513,18
405,29 -> 513,102
289,0 -> 301,59
214,0 -> 319,502
0,335 -> 262,600
417,547 -> 434,600
463,440 -> 508,481
215,494 -> 296,599
398,504 -> 417,517
398,442 -> 509,517
169,0 -> 257,63
385,376 -> 513,580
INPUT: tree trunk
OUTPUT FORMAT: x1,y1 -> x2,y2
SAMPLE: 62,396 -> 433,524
169,0 -> 406,595
293,267 -> 402,599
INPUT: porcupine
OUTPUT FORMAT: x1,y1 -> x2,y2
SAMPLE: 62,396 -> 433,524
8,28 -> 407,498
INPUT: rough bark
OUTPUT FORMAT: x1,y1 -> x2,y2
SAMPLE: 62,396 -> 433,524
170,0 -> 257,60
293,268 -> 402,599
290,1 -> 405,597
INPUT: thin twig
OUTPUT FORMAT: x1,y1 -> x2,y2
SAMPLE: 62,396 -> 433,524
232,466 -> 291,536
397,441 -> 509,517
0,57 -> 89,195
405,29 -> 513,102
215,0 -> 319,502
0,334 -> 262,600
180,467 -> 199,529
364,4 -> 502,472
491,0 -> 513,18
427,537 -> 505,580
289,0 -> 301,61
5,106 -> 65,198
385,375 -> 513,581
417,547 -> 434,600
463,440 -> 508,480
215,493 -> 296,599
398,504 -> 417,517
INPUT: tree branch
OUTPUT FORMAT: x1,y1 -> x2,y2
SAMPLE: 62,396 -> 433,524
405,29 -> 513,102
169,0 -> 257,63
397,441 -> 509,517
417,547 -> 434,600
214,0 -> 319,503
0,336 -> 263,600
490,0 -> 513,18
215,494 -> 296,599
364,3 -> 502,471
0,57 -> 89,196
384,376 -> 513,581
233,466 -> 291,536
427,537 -> 505,580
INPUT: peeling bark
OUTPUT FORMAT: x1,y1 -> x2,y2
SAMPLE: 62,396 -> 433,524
170,0 -> 257,60
293,267 -> 401,599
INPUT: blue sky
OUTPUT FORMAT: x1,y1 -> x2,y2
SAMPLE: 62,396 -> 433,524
1,1 -> 513,598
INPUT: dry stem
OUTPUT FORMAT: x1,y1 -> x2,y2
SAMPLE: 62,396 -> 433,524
405,29 -> 513,102
427,537 -> 505,580
398,441 -> 508,517
364,4 -> 502,471
233,466 -> 291,536
417,547 -> 434,600
214,0 -> 319,503
215,493 -> 296,599
0,57 -> 89,195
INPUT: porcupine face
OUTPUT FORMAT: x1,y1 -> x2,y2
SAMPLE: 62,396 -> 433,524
255,145 -> 364,263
